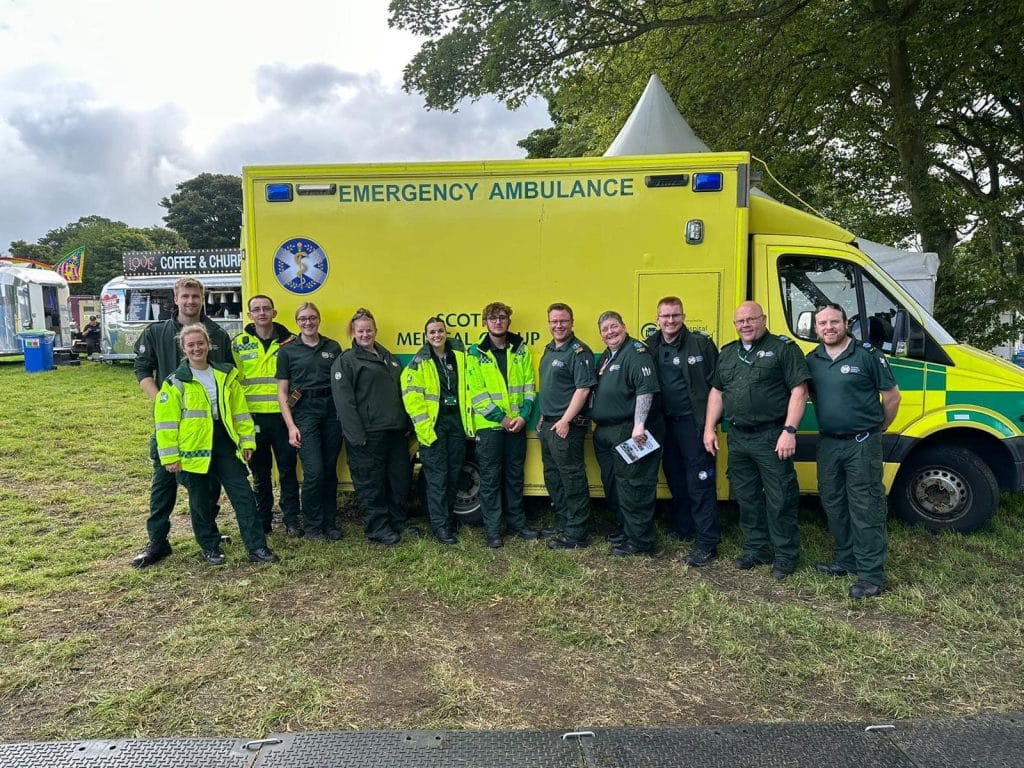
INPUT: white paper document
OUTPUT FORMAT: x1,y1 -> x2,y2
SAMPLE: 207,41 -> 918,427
614,430 -> 661,464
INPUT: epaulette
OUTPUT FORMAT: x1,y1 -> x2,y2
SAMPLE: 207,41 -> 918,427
410,350 -> 429,366
633,340 -> 649,353
571,341 -> 584,354
862,342 -> 877,352
776,334 -> 795,343
279,336 -> 297,346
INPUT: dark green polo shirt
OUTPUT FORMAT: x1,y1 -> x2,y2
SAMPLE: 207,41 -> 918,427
591,337 -> 660,424
275,334 -> 343,391
712,331 -> 810,428
539,334 -> 597,418
807,338 -> 897,433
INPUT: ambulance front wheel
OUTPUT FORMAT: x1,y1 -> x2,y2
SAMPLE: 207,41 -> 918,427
891,446 -> 998,533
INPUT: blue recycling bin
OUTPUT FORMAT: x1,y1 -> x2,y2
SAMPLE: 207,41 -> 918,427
18,330 -> 56,373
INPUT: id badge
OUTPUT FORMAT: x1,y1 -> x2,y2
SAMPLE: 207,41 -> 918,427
443,395 -> 458,407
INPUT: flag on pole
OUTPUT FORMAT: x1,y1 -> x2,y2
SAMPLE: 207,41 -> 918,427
54,246 -> 85,283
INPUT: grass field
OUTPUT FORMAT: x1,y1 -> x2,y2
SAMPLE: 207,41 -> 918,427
1,359 -> 1022,743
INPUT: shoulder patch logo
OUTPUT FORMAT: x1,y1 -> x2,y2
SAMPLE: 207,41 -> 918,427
159,392 -> 169,403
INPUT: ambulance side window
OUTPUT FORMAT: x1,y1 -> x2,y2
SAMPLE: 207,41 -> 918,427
778,255 -> 936,362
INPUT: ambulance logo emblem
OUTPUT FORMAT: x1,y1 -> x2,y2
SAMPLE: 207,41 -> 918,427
274,237 -> 328,294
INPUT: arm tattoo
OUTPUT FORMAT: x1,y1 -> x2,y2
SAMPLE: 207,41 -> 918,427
634,393 -> 653,424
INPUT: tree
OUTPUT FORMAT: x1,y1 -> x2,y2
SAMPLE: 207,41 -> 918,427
391,0 -> 1024,341
160,173 -> 243,249
33,216 -> 180,296
8,241 -> 56,264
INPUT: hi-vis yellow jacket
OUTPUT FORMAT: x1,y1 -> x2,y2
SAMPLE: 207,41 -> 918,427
466,331 -> 536,431
231,322 -> 296,414
154,359 -> 256,473
401,339 -> 475,446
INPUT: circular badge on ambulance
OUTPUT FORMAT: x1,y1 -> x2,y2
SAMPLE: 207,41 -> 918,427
274,237 -> 328,294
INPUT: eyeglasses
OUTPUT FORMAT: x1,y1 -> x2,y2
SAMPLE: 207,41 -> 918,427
249,305 -> 273,314
657,313 -> 683,320
487,315 -> 510,322
296,316 -> 319,323
816,303 -> 845,313
733,314 -> 765,327
548,320 -> 571,326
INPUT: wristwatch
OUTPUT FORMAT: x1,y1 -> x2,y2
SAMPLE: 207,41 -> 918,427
783,425 -> 797,434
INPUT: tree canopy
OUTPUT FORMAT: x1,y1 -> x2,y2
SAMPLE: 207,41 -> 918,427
10,216 -> 187,296
160,173 -> 243,249
391,0 -> 1024,345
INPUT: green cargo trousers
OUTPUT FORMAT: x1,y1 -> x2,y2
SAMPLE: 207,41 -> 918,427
179,420 -> 266,553
476,427 -> 528,536
419,411 -> 467,531
817,433 -> 888,586
726,427 -> 801,567
539,422 -> 592,541
593,421 -> 660,552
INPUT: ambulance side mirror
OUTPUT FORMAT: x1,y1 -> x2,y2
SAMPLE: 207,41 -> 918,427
891,309 -> 910,357
796,310 -> 815,342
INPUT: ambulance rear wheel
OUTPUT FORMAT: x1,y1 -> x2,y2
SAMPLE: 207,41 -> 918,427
414,458 -> 482,526
891,446 -> 998,533
453,459 -> 482,526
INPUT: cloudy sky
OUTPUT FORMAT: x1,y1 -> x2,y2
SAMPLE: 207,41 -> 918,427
0,0 -> 550,252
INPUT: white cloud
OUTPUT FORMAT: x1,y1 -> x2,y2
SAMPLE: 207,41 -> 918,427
0,0 -> 551,251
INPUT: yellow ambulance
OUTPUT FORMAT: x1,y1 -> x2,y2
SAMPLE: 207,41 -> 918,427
241,152 -> 1024,533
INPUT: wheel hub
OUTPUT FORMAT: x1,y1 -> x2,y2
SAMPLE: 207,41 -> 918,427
913,467 -> 969,519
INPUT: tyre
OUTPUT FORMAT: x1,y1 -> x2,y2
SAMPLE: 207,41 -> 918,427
453,459 -> 482,525
414,458 -> 483,526
890,446 -> 998,533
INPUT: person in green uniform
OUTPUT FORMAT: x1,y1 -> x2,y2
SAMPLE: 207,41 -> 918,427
647,295 -> 721,566
590,311 -> 662,556
231,295 -> 301,537
807,304 -> 900,599
403,317 -> 475,545
539,302 -> 597,549
704,301 -> 810,580
276,302 -> 344,541
332,308 -> 415,545
465,301 -> 540,548
131,276 -> 232,569
154,324 -> 278,566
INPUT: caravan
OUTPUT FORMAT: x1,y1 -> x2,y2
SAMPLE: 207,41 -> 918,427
0,260 -> 73,355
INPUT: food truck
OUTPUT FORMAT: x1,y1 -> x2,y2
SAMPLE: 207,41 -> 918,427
95,249 -> 243,361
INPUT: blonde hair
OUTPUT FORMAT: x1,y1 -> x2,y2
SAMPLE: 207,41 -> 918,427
177,323 -> 211,350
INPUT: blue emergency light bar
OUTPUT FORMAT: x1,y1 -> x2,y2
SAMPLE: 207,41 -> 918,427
693,173 -> 723,192
266,184 -> 293,202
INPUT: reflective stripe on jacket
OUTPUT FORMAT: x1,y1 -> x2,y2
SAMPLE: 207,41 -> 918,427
154,360 -> 255,473
401,339 -> 475,446
231,323 -> 296,414
466,332 -> 536,431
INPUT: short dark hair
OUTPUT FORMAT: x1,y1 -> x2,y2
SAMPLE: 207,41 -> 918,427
547,302 -> 574,321
247,294 -> 274,310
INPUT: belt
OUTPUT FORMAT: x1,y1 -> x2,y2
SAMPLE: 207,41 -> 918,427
729,420 -> 783,433
304,388 -> 331,398
542,415 -> 591,426
821,428 -> 879,440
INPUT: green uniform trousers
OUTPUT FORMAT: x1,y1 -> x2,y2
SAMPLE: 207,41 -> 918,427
292,395 -> 343,535
419,410 -> 466,531
476,427 -> 528,536
817,433 -> 888,586
593,422 -> 660,552
727,427 -> 801,566
179,420 -> 266,552
249,412 -> 300,530
147,433 -> 221,544
539,422 -> 591,541
346,429 -> 412,540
